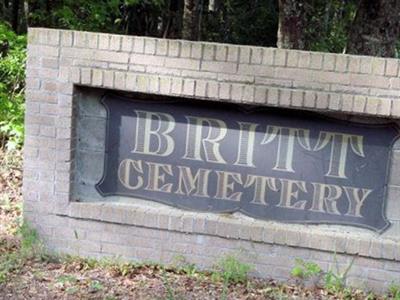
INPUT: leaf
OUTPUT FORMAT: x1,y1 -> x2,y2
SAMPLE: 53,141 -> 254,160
291,266 -> 304,278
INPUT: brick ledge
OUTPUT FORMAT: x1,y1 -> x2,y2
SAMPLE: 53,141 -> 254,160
56,201 -> 400,262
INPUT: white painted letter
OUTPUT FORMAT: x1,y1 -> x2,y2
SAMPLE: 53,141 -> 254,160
313,132 -> 365,179
133,110 -> 175,157
261,126 -> 311,173
175,166 -> 211,197
310,183 -> 342,215
343,186 -> 372,218
215,171 -> 243,201
277,179 -> 308,210
183,116 -> 227,164
234,122 -> 259,167
118,159 -> 144,190
145,162 -> 173,193
244,175 -> 278,206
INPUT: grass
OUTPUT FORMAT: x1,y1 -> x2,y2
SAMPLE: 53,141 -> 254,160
0,221 -> 47,283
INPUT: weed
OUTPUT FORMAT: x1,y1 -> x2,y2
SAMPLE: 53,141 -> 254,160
32,270 -> 45,281
365,292 -> 376,300
388,283 -> 400,299
212,254 -> 252,285
291,255 -> 355,292
89,280 -> 104,292
65,286 -> 79,295
1,195 -> 14,213
171,255 -> 198,277
56,274 -> 78,285
114,262 -> 137,276
0,252 -> 19,283
0,221 -> 45,283
182,263 -> 198,276
65,254 -> 95,266
17,222 -> 41,254
83,257 -> 100,269
324,255 -> 354,293
54,275 -> 79,292
290,258 -> 322,281
161,270 -> 177,300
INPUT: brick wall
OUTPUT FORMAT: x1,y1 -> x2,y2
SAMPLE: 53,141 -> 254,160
24,28 -> 400,293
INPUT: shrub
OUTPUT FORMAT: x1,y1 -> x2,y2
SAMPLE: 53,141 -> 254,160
0,23 -> 26,150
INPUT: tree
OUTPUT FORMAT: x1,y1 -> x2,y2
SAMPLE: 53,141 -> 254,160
182,0 -> 201,40
346,0 -> 400,57
203,0 -> 278,47
12,0 -> 20,32
276,0 -> 308,49
160,0 -> 183,38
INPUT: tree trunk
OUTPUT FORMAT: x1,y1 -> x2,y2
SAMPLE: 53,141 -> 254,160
161,0 -> 182,38
12,0 -> 20,32
23,1 -> 29,31
182,0 -> 200,40
277,0 -> 308,49
347,0 -> 400,57
0,1 -> 4,22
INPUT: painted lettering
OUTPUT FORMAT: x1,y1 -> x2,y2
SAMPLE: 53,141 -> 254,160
175,166 -> 211,197
183,116 -> 227,164
261,126 -> 311,173
215,171 -> 243,201
132,110 -> 175,156
313,132 -> 365,179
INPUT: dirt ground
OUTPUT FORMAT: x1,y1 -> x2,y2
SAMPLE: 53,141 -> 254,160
0,149 -> 396,300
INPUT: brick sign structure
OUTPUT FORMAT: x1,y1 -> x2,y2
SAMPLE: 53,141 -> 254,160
25,28 -> 400,292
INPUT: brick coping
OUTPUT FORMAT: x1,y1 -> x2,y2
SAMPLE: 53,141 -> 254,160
27,27 -> 400,119
58,201 -> 400,262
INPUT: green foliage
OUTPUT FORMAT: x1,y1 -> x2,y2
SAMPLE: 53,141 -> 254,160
55,274 -> 80,294
211,255 -> 251,300
113,261 -> 137,276
291,258 -> 322,280
171,255 -> 198,277
17,222 -> 40,253
27,0 -> 118,32
0,194 -> 16,213
304,0 -> 358,53
0,23 -> 26,149
324,256 -> 354,293
212,254 -> 252,284
52,0 -> 121,32
161,269 -> 179,300
89,280 -> 104,292
28,0 -> 168,36
0,222 -> 43,283
203,0 -> 278,47
291,256 -> 356,293
388,283 -> 400,300
56,274 -> 78,285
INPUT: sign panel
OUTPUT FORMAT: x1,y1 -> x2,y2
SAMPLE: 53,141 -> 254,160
96,94 -> 399,232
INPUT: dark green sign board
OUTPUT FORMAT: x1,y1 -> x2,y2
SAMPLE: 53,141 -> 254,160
96,94 -> 399,232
